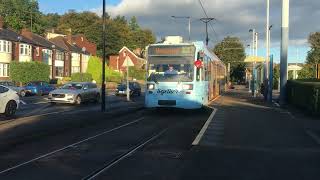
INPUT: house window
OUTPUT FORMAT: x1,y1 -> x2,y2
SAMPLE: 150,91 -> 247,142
0,63 -> 9,77
20,44 -> 32,56
0,40 -> 12,53
72,66 -> 80,74
56,51 -> 64,61
55,66 -> 64,77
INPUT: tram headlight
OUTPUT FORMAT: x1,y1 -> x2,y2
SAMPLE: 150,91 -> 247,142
182,84 -> 193,90
147,84 -> 155,90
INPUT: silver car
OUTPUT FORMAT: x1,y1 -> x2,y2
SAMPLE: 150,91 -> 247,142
48,82 -> 100,104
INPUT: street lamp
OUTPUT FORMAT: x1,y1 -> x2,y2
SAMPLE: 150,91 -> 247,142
280,0 -> 290,106
101,0 -> 106,112
171,16 -> 191,41
248,29 -> 259,97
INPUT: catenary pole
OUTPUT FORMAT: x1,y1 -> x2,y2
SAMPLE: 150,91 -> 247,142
101,0 -> 106,112
280,0 -> 289,106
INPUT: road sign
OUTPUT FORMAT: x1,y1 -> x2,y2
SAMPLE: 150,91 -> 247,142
122,56 -> 134,67
244,56 -> 265,63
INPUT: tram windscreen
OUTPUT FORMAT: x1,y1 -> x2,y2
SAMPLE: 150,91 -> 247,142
148,58 -> 196,83
147,45 -> 196,82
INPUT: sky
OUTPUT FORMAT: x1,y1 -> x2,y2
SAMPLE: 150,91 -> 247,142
38,0 -> 320,64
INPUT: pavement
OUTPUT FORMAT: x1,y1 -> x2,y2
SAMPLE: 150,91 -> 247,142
181,85 -> 320,180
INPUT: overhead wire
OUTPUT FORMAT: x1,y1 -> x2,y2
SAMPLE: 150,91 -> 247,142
198,0 -> 220,43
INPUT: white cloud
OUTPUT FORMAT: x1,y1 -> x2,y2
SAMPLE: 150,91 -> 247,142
92,0 -> 319,51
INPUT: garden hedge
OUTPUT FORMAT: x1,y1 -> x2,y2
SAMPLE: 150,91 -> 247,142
71,73 -> 93,82
9,61 -> 50,84
287,79 -> 320,116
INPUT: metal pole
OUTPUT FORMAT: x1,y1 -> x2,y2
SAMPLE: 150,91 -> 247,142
188,17 -> 191,41
126,56 -> 130,101
101,0 -> 106,112
280,0 -> 289,106
268,55 -> 274,103
265,0 -> 270,80
200,18 -> 215,46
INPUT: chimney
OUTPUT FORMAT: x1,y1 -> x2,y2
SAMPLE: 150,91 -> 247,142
67,28 -> 72,44
0,16 -> 4,28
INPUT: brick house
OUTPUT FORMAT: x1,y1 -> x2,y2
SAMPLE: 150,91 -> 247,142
0,18 -> 36,80
49,36 -> 90,78
109,46 -> 146,72
67,34 -> 97,56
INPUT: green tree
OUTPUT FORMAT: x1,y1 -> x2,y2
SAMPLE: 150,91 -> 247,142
0,0 -> 44,34
213,36 -> 246,82
129,16 -> 140,32
41,13 -> 61,33
86,56 -> 122,83
298,64 -> 316,79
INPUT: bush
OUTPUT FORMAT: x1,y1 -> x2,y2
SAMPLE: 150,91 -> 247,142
123,67 -> 145,80
287,80 -> 320,116
86,56 -> 122,83
10,61 -> 50,84
71,73 -> 93,82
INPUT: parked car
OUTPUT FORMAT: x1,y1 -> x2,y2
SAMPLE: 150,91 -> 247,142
0,81 -> 26,97
0,85 -> 20,117
24,81 -> 55,96
48,82 -> 100,104
116,82 -> 141,97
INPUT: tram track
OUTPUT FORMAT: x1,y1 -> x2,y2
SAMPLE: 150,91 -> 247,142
0,117 -> 146,175
83,128 -> 168,180
0,107 -> 210,180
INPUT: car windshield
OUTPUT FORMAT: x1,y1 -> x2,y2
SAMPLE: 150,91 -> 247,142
61,83 -> 83,90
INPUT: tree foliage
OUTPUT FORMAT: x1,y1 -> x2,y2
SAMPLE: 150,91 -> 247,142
0,0 -> 44,34
10,61 -> 50,83
298,32 -> 320,79
86,56 -> 122,84
213,36 -> 246,82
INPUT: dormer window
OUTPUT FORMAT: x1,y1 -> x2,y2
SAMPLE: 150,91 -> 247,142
20,44 -> 32,56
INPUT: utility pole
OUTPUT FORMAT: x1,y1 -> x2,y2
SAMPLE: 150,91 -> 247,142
280,0 -> 289,106
265,0 -> 270,80
249,29 -> 255,96
200,18 -> 215,46
101,0 -> 106,112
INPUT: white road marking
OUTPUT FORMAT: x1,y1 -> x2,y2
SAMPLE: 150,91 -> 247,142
0,117 -> 145,175
20,100 -> 26,105
192,107 -> 218,145
305,129 -> 320,145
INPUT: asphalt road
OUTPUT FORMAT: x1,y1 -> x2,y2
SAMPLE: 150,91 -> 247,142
1,87 -> 319,180
0,96 -> 211,180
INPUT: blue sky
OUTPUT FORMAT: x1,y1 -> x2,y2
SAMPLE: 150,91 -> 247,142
38,0 -> 121,14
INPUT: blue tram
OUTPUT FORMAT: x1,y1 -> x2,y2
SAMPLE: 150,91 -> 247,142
145,36 -> 226,109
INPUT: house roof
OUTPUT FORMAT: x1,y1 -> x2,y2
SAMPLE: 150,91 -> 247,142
25,32 -> 56,49
119,46 -> 146,62
49,36 -> 90,54
49,36 -> 69,52
0,28 -> 35,44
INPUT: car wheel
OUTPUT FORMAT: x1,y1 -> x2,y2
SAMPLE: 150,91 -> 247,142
75,95 -> 82,105
5,101 -> 17,117
20,90 -> 26,97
